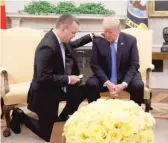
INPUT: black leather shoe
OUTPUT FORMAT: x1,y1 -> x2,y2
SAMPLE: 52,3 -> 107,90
150,106 -> 153,110
14,107 -> 27,123
57,113 -> 69,122
10,109 -> 21,134
57,117 -> 67,122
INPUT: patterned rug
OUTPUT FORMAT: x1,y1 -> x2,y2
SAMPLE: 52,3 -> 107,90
150,103 -> 168,119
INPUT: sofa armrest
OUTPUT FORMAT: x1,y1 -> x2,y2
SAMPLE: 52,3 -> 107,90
0,67 -> 9,98
147,64 -> 155,70
146,64 -> 155,89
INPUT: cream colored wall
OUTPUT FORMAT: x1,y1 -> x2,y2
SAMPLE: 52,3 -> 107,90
149,18 -> 168,49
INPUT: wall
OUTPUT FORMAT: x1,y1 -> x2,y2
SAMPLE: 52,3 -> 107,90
5,0 -> 127,15
149,18 -> 168,50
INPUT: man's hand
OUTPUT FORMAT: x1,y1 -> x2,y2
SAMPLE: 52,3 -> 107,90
114,83 -> 127,94
93,33 -> 105,38
69,75 -> 81,85
106,81 -> 116,94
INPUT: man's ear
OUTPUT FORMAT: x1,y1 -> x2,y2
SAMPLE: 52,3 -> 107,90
61,24 -> 67,31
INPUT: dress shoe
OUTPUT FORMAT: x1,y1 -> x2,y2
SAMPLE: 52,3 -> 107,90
14,107 -> 27,123
57,114 -> 68,122
10,109 -> 21,134
57,117 -> 67,122
150,106 -> 153,110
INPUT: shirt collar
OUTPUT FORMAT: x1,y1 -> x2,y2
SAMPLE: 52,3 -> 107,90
52,29 -> 61,44
114,34 -> 119,44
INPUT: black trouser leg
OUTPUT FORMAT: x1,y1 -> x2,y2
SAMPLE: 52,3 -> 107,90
23,104 -> 59,142
126,78 -> 144,106
85,76 -> 101,103
58,85 -> 86,121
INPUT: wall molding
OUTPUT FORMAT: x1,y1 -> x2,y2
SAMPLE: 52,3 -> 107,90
7,12 -> 126,20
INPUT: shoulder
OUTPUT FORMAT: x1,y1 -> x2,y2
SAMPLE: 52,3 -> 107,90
37,31 -> 58,51
93,36 -> 108,45
37,40 -> 53,52
121,32 -> 136,42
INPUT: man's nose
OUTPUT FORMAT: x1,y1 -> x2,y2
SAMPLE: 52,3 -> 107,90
106,33 -> 110,37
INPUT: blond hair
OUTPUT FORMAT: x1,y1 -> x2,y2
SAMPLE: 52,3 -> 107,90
102,16 -> 121,30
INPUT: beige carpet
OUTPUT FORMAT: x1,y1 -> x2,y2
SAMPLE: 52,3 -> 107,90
151,89 -> 168,119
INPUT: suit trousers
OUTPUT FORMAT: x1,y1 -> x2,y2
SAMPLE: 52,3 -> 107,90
23,85 -> 86,142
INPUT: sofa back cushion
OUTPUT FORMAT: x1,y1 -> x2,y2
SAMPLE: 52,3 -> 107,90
0,27 -> 45,84
122,28 -> 153,81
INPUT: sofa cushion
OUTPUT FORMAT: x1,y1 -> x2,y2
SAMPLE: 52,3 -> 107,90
0,27 -> 45,84
5,82 -> 30,105
100,87 -> 150,100
5,81 -> 150,105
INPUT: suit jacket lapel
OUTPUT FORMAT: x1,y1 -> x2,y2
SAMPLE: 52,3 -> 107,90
105,42 -> 112,72
64,43 -> 76,61
117,33 -> 124,71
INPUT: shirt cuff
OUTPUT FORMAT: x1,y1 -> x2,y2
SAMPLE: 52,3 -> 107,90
68,76 -> 71,84
122,82 -> 128,88
90,33 -> 93,40
103,80 -> 109,87
90,33 -> 95,40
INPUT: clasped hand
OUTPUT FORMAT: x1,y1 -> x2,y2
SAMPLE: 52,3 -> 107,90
106,81 -> 126,98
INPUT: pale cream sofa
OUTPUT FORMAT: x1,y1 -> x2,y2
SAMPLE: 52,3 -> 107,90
0,27 -> 154,137
0,27 -> 45,137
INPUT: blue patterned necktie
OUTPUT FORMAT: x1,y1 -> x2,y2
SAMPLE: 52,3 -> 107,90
59,43 -> 65,68
110,42 -> 117,85
60,43 -> 67,93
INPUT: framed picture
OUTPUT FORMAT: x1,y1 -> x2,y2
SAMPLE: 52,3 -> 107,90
148,0 -> 168,17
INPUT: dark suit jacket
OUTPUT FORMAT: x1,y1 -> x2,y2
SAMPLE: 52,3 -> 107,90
91,32 -> 140,85
27,29 -> 92,115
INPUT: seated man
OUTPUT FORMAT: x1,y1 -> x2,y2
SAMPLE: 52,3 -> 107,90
86,16 -> 144,106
